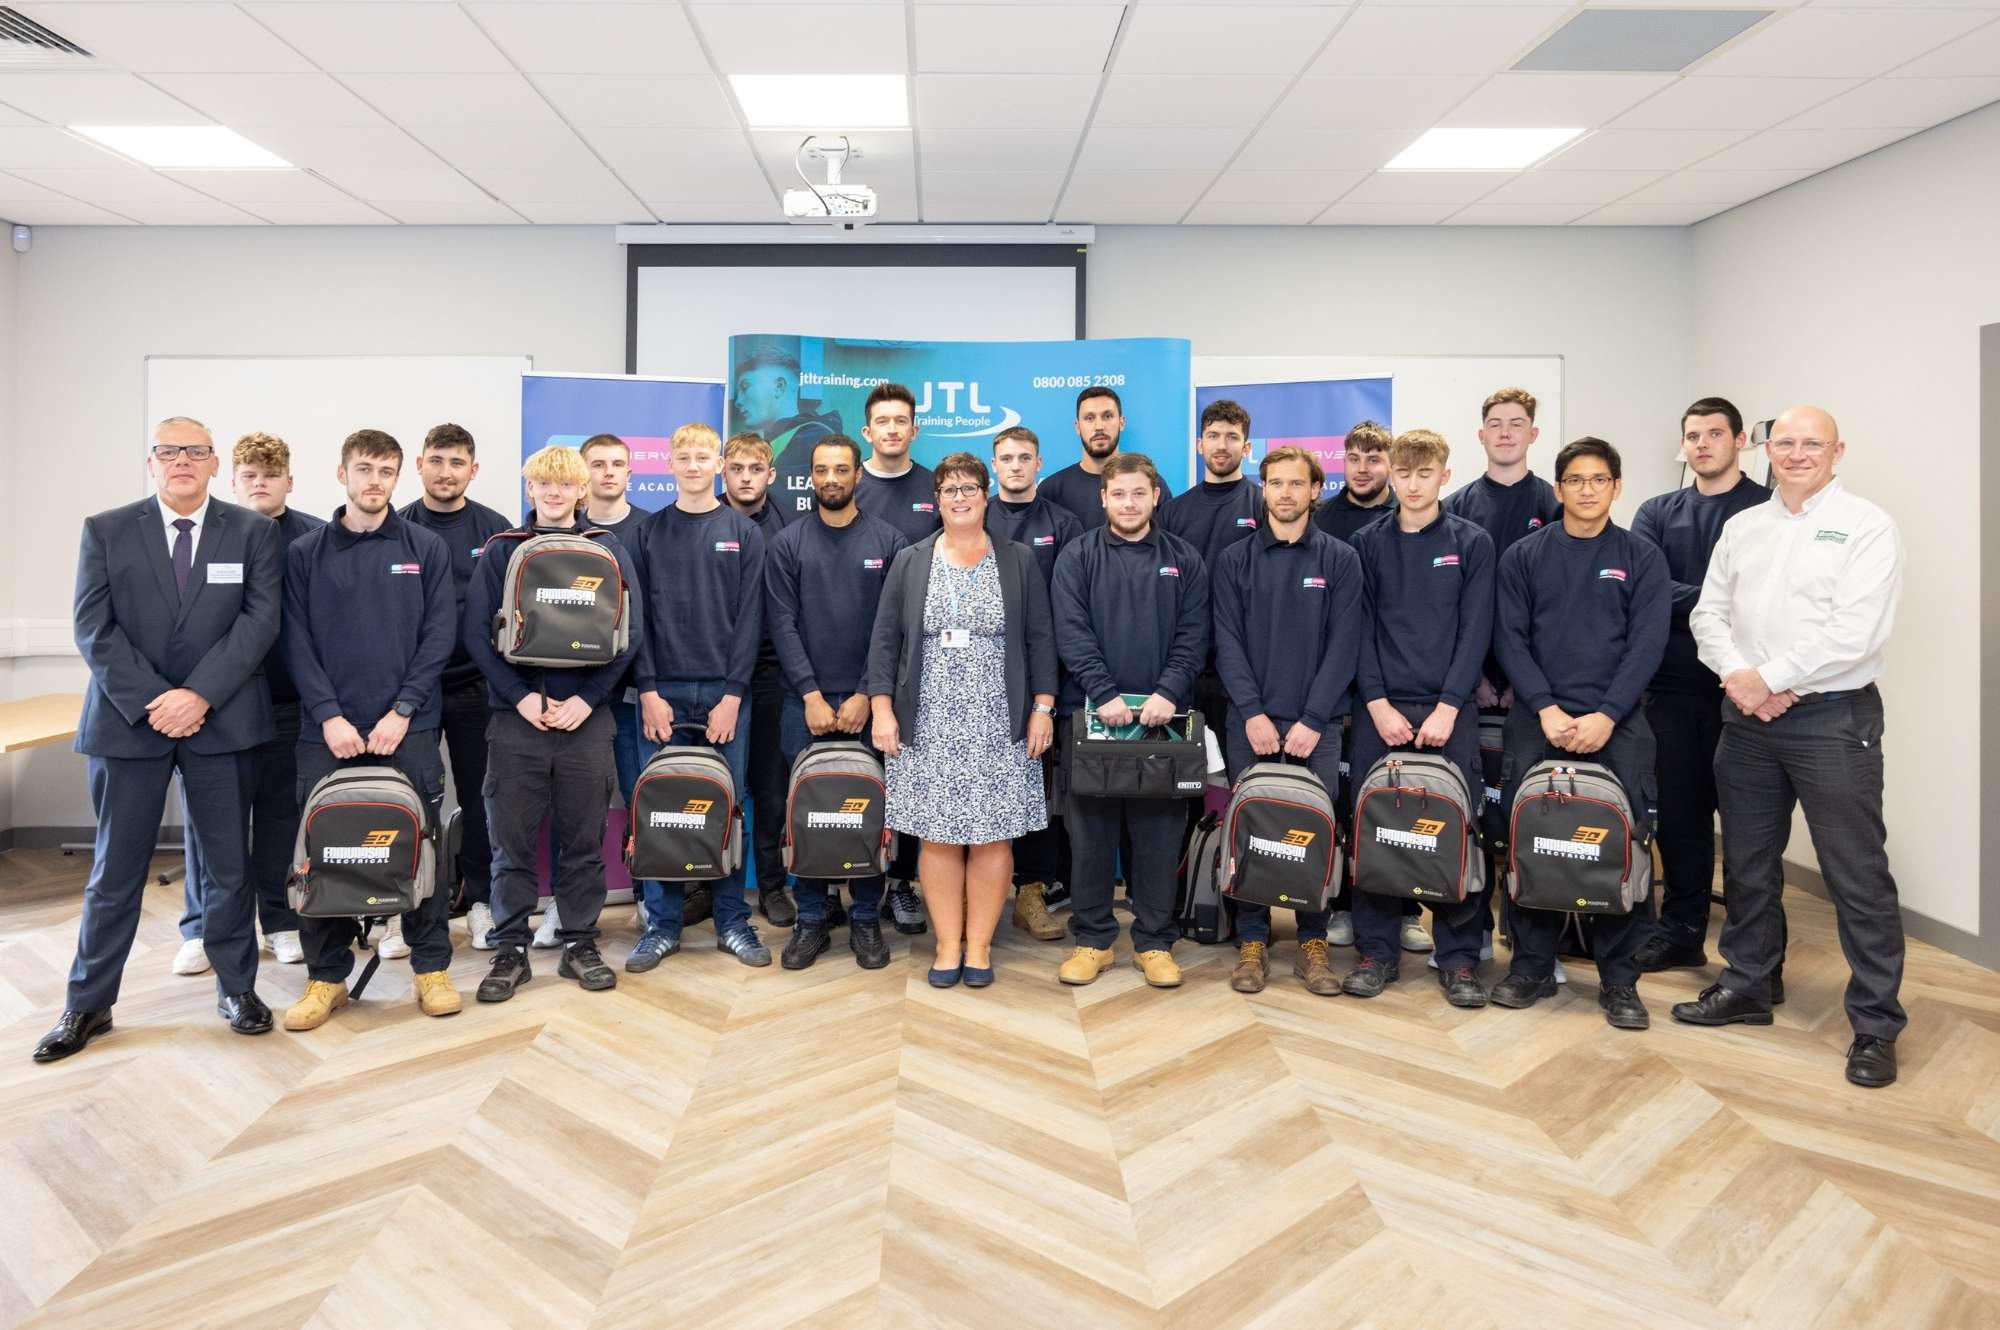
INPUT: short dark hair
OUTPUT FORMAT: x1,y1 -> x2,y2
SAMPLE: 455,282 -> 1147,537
1076,385 -> 1122,416
1344,420 -> 1392,456
1555,436 -> 1621,482
579,432 -> 627,459
1260,446 -> 1323,487
992,425 -> 1040,453
1682,396 -> 1744,438
342,428 -> 402,467
933,452 -> 990,495
811,434 -> 863,471
424,422 -> 474,456
1199,399 -> 1251,437
864,382 -> 916,422
1100,451 -> 1160,490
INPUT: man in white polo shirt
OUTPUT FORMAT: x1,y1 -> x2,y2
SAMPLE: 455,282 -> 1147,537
1677,404 -> 1905,1089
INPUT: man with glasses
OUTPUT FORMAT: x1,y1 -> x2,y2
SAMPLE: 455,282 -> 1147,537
1678,407 -> 1906,1089
37,418 -> 284,1061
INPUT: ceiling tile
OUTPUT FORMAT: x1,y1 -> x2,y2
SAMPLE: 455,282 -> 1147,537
1540,127 -> 1749,171
11,165 -> 216,204
922,168 -> 1063,205
122,197 -> 266,224
0,71 -> 213,125
1059,170 -> 1213,208
1270,76 -> 1483,130
1075,126 -> 1245,171
312,167 -> 492,205
512,200 -> 657,223
922,197 -> 1060,222
916,5 -> 1122,74
1201,168 -> 1364,203
0,172 -> 69,203
0,127 -> 133,168
0,104 -> 37,128
1480,168 -> 1662,205
641,198 -> 783,223
341,74 -> 562,128
915,75 -> 1097,130
1118,4 -> 1349,75
1891,19 -> 2000,80
1576,201 -> 1731,226
1783,76 -> 2000,131
1313,7 -> 1571,76
145,73 -> 388,128
581,127 -> 774,198
465,3 -> 712,74
921,128 -> 1075,171
1232,126 -> 1422,171
411,125 -> 602,172
1055,201 -> 1188,224
1810,0 -> 2000,7
1313,202 -> 1458,226
378,198 -> 525,224
1442,73 -> 1675,128
1613,77 -> 1859,130
533,74 -> 738,128
1579,0 -> 1805,8
238,126 -> 447,173
243,3 -> 513,74
21,3 -> 314,73
691,4 -> 908,74
461,162 -> 641,204
1185,201 -> 1328,225
1620,168 -> 1811,205
1696,126 -> 1916,171
1342,170 -> 1512,205
237,199 -> 396,225
0,198 -> 133,223
1444,202 -> 1596,225
161,168 -> 356,203
1093,75 -> 1285,129
1695,8 -> 1992,80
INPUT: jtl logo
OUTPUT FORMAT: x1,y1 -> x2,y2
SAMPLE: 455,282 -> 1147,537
913,381 -> 990,414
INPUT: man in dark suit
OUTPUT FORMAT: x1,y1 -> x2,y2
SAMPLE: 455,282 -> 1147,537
35,416 -> 284,1062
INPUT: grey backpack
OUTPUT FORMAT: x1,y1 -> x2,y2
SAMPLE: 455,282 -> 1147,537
487,529 -> 631,668
1220,761 -> 1342,915
784,742 -> 894,879
1507,760 -> 1652,915
288,766 -> 437,919
1352,752 -> 1486,905
626,730 -> 744,882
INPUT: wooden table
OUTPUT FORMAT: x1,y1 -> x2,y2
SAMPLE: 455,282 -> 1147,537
0,692 -> 82,753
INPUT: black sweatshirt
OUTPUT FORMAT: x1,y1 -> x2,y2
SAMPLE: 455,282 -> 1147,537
1350,509 -> 1495,710
855,463 -> 940,546
1444,472 -> 1561,690
1630,474 -> 1770,692
399,496 -> 514,691
1163,478 -> 1262,574
765,512 -> 908,698
738,500 -> 790,673
1312,487 -> 1395,545
263,506 -> 326,703
985,493 -> 1083,587
284,507 -> 456,732
583,504 -> 651,697
1494,522 -> 1669,724
1212,524 -> 1364,731
463,522 -> 642,710
1041,458 -> 1177,529
630,504 -> 766,698
1050,525 -> 1209,714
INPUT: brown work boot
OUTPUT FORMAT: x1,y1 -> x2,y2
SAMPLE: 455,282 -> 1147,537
412,970 -> 462,1017
1132,949 -> 1183,988
1058,945 -> 1116,986
1229,940 -> 1268,993
1294,939 -> 1341,996
1012,881 -> 1066,940
283,980 -> 349,1032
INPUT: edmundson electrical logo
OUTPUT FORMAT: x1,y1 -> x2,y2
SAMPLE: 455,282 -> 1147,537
1249,828 -> 1316,864
1375,816 -> 1445,853
1533,825 -> 1608,860
535,574 -> 602,606
808,797 -> 872,830
325,829 -> 399,865
649,798 -> 714,831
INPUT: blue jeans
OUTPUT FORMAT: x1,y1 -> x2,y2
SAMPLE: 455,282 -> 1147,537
639,680 -> 752,935
779,690 -> 884,926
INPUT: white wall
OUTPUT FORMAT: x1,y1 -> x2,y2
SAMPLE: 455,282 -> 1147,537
1693,101 -> 2000,938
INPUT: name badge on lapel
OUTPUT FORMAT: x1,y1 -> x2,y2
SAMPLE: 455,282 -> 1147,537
208,562 -> 244,584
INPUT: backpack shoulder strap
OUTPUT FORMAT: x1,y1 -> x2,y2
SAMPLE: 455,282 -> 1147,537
482,529 -> 532,558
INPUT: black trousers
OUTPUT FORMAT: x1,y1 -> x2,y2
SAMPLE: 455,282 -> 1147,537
1348,699 -> 1486,965
1715,687 -> 1904,1037
1643,688 -> 1727,941
1011,754 -> 1068,887
180,697 -> 303,939
440,678 -> 496,907
484,706 -> 615,949
1500,705 -> 1656,988
295,731 -> 452,983
748,658 -> 788,894
1068,793 -> 1186,953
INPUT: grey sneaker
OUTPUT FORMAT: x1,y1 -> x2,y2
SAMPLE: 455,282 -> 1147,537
531,901 -> 561,949
716,924 -> 772,967
624,928 -> 681,973
886,879 -> 928,935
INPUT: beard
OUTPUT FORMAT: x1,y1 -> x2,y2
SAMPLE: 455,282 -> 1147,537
1081,432 -> 1119,460
816,486 -> 854,511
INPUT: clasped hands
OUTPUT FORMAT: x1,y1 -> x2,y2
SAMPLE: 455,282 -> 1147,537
1722,669 -> 1797,723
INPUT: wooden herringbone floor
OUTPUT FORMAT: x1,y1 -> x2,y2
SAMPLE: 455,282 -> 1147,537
1,848 -> 1998,1329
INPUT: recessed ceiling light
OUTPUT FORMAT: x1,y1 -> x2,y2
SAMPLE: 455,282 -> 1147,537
69,125 -> 293,170
729,75 -> 907,129
1384,127 -> 1584,171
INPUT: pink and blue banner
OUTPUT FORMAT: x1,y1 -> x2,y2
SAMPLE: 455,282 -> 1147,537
1194,376 -> 1393,491
520,372 -> 724,516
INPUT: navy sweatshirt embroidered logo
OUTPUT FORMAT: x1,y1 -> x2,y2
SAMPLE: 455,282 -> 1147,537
1597,567 -> 1627,581
714,540 -> 741,553
389,562 -> 420,574
1302,576 -> 1326,590
1032,534 -> 1056,546
1432,554 -> 1460,568
863,557 -> 885,569
1159,566 -> 1180,578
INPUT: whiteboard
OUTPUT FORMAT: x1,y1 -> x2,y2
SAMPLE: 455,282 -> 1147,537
143,355 -> 532,523
1191,354 -> 1565,498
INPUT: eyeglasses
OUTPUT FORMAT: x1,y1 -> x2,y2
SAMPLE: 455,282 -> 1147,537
152,445 -> 214,462
938,484 -> 985,500
1559,475 -> 1615,492
1767,438 -> 1831,458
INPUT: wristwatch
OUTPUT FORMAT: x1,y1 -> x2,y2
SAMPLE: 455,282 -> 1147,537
1033,702 -> 1056,716
393,701 -> 416,718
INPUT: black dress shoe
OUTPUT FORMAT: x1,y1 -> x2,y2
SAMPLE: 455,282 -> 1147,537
1598,984 -> 1650,1031
1845,1035 -> 1897,1088
1489,973 -> 1559,1010
1633,931 -> 1708,973
1771,972 -> 1786,1006
32,1008 -> 113,1063
218,991 -> 274,1035
1671,982 -> 1773,1027
759,885 -> 798,928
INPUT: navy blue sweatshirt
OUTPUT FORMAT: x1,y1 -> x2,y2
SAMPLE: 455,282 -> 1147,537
464,522 -> 643,710
630,503 -> 766,698
583,503 -> 651,696
1445,472 -> 1561,690
765,512 -> 907,698
737,500 -> 791,673
1041,459 -> 1176,529
284,507 -> 456,733
1050,526 -> 1209,715
263,506 -> 326,703
986,493 -> 1082,587
399,496 -> 513,691
1312,487 -> 1395,545
1212,524 -> 1364,731
1163,478 -> 1261,574
1494,522 -> 1669,724
1350,509 -> 1495,710
1631,473 -> 1770,692
855,463 -> 940,546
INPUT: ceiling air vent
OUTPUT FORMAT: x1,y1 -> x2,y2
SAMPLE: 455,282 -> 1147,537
0,7 -> 91,68
1514,9 -> 1771,73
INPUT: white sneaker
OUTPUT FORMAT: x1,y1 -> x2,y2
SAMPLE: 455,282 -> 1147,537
172,936 -> 211,975
1399,918 -> 1434,953
1326,911 -> 1354,947
532,901 -> 562,948
1437,929 -> 1501,970
1553,957 -> 1568,985
468,901 -> 496,951
377,918 -> 411,960
269,929 -> 304,963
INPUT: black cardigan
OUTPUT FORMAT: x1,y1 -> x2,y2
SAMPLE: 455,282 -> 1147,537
864,531 -> 1058,742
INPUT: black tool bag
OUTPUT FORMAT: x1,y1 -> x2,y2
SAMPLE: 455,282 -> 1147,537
784,741 -> 894,879
627,727 -> 743,882
1351,753 -> 1484,905
1220,761 -> 1342,915
1507,760 -> 1651,915
1174,810 -> 1234,944
1067,708 -> 1209,801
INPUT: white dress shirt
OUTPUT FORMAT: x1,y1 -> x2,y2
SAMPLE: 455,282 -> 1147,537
157,494 -> 212,563
1690,478 -> 1902,696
